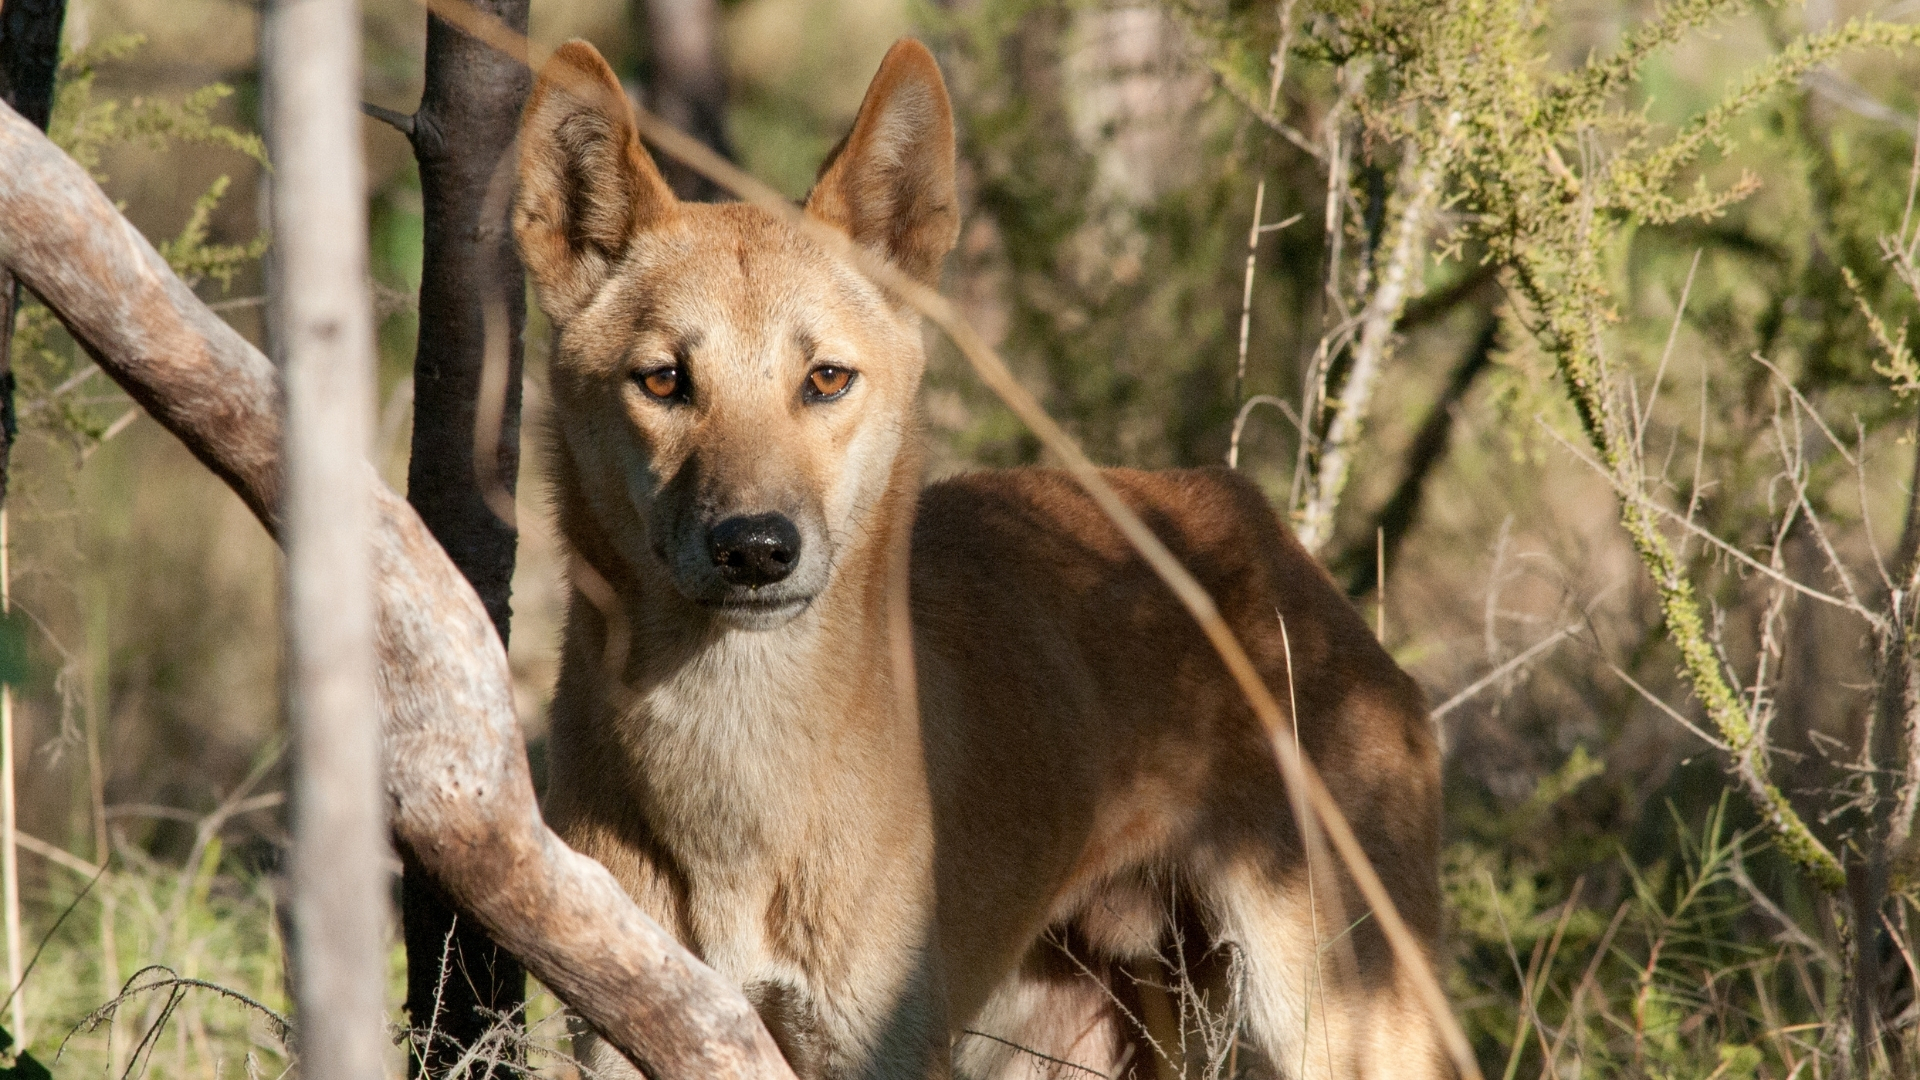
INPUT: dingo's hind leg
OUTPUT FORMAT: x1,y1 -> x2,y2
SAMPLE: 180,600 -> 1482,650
954,932 -> 1143,1080
1204,859 -> 1443,1080
957,875 -> 1251,1080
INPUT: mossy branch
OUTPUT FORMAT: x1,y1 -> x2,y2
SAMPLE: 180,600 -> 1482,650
1506,234 -> 1850,890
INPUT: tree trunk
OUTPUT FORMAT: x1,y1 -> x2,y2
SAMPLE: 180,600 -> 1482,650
395,5 -> 533,1070
1336,305 -> 1498,597
262,0 -> 389,1076
0,96 -> 799,1080
635,0 -> 733,199
0,0 -> 66,509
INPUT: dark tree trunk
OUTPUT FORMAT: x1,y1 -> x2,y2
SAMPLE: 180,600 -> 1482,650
635,0 -> 734,199
0,0 -> 66,508
394,4 -> 532,1073
1337,307 -> 1498,598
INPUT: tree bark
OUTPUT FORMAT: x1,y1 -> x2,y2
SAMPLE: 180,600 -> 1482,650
262,1 -> 388,1075
635,0 -> 734,199
0,0 -> 66,509
0,98 -> 798,1080
395,5 -> 532,1069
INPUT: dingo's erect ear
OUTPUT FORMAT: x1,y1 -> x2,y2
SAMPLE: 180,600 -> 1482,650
806,40 -> 959,288
514,40 -> 678,322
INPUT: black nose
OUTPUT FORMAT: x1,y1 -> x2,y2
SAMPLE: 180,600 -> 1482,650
707,514 -> 802,587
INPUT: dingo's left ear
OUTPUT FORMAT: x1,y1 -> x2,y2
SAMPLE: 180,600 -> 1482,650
806,40 -> 959,287
515,40 -> 679,322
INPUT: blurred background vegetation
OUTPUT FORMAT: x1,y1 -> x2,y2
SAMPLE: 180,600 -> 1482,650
3,0 -> 1920,1074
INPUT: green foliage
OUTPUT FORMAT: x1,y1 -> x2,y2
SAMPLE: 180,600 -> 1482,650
48,34 -> 266,178
8,33 -> 269,461
1451,793 -> 1819,1077
1276,0 -> 1920,894
156,176 -> 271,292
34,854 -> 291,1076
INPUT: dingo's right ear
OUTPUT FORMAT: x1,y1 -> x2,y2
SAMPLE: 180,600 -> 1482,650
514,40 -> 678,322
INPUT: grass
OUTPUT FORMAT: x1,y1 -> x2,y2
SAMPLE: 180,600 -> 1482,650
3,837 -> 589,1078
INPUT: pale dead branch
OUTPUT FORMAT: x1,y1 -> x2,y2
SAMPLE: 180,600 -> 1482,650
1294,111 -> 1459,553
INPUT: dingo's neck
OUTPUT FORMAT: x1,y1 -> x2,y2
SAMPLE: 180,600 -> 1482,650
550,444 -> 926,863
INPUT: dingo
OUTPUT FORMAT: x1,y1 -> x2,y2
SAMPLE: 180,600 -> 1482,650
515,38 -> 1445,1080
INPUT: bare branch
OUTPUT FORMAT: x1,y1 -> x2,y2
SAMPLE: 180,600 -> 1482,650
1752,353 -> 1856,466
1604,660 -> 1731,752
13,831 -> 100,879
1430,620 -> 1585,722
360,101 -> 417,138
1636,248 -> 1700,458
1226,394 -> 1302,469
1731,847 -> 1836,968
1209,69 -> 1322,161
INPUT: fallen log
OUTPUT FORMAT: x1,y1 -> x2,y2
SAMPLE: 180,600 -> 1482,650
0,97 -> 797,1080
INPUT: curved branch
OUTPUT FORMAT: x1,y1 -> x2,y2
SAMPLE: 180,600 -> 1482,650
0,99 -> 795,1080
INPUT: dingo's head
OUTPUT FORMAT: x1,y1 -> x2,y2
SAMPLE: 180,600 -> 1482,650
516,40 -> 957,630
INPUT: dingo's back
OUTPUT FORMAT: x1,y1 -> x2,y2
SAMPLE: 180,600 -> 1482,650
516,38 -> 1445,1080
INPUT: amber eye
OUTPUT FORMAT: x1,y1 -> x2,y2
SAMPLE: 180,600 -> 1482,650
637,366 -> 683,401
805,366 -> 855,401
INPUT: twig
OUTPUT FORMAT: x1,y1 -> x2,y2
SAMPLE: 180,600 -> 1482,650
66,964 -> 293,1049
1210,71 -> 1322,161
1603,659 -> 1731,752
1430,620 -> 1585,721
0,862 -> 105,1033
1732,846 -> 1837,968
1231,188 -> 1302,411
1635,248 -> 1700,458
1544,900 -> 1629,1072
13,831 -> 102,878
205,296 -> 267,313
96,406 -> 139,444
1852,419 -> 1894,594
1236,178 -> 1268,414
1538,418 -> 1886,633
1751,353 -> 1856,468
1226,394 -> 1303,469
360,101 -> 416,139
